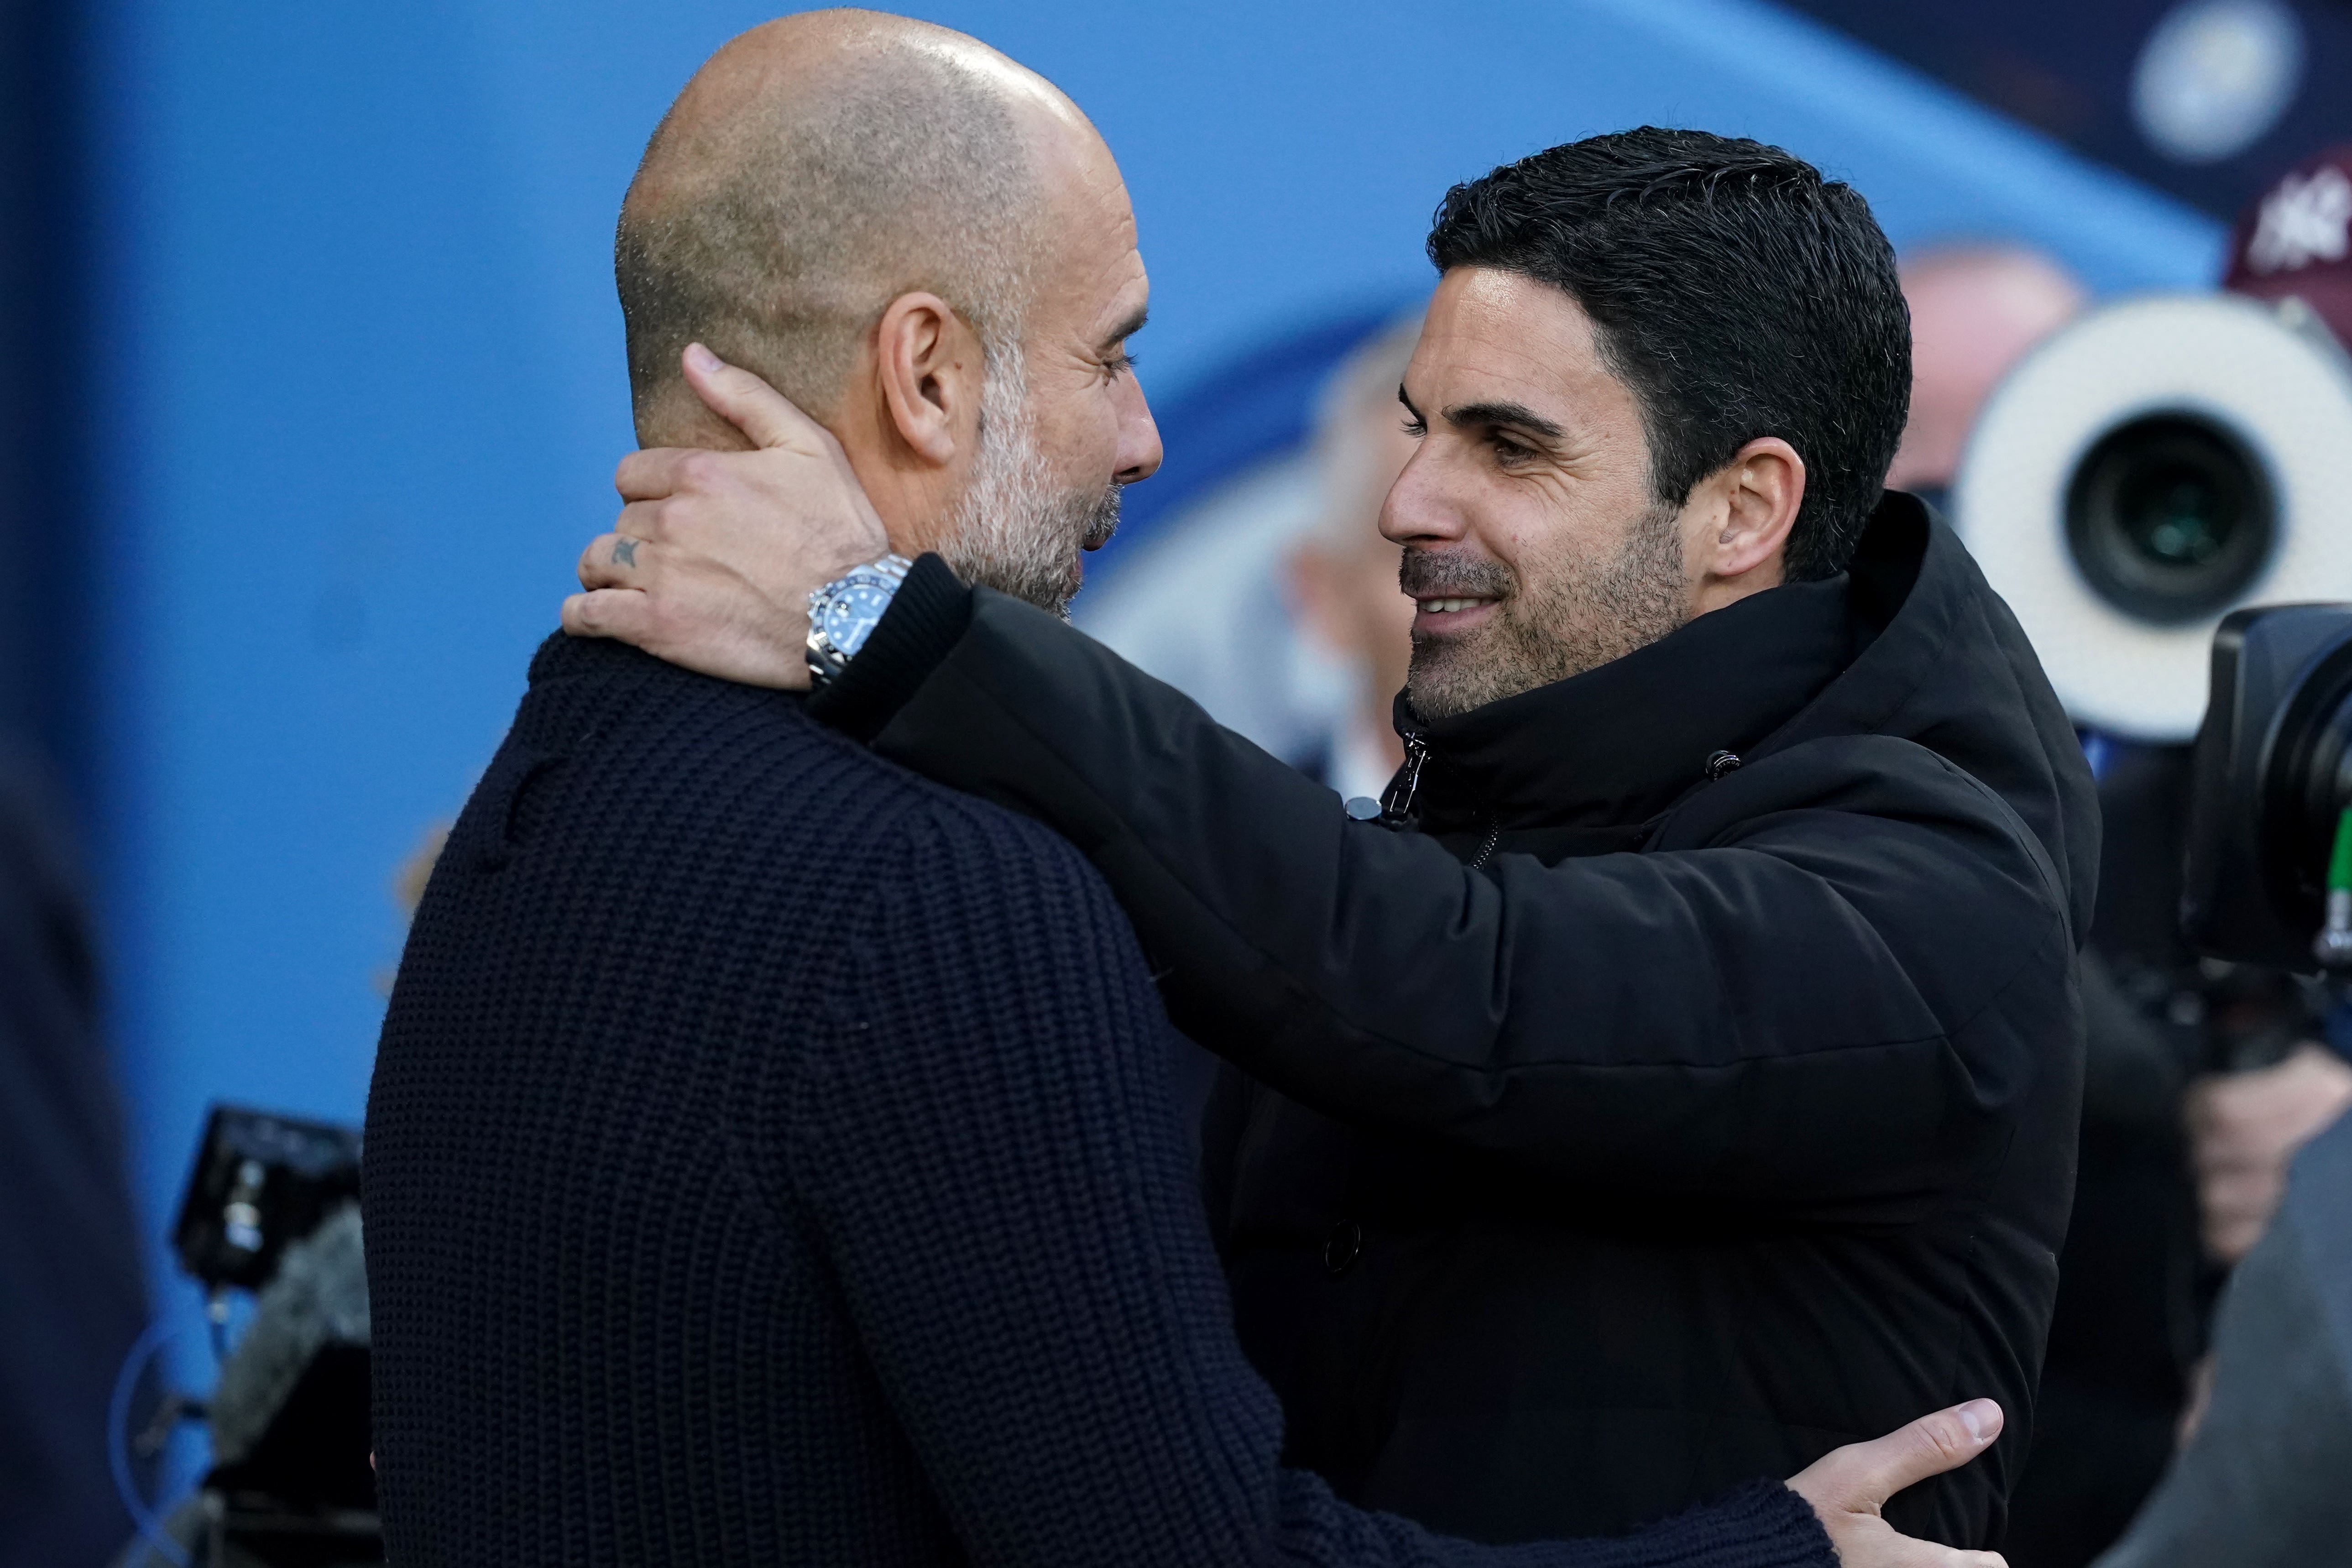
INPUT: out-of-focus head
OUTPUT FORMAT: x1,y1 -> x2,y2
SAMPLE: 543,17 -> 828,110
1290,316 -> 1423,731
615,9 -> 1159,612
1390,128 -> 1911,720
1888,243 -> 2086,496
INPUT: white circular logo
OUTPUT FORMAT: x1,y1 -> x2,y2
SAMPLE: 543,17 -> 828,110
2132,0 -> 2306,165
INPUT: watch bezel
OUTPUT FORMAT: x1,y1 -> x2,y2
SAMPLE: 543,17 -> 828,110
805,554 -> 912,686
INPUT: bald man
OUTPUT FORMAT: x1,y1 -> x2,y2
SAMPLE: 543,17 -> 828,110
365,15 -> 2008,1568
1288,316 -> 1424,802
1884,244 -> 2085,506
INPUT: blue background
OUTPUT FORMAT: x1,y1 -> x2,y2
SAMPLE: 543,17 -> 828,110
85,0 -> 2224,1363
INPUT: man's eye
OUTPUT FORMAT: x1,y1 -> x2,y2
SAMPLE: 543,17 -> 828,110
1401,416 -> 1427,439
1105,348 -> 1138,378
1490,433 -> 1534,464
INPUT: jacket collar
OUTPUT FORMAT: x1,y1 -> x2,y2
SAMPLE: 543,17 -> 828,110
1392,515 -> 1888,836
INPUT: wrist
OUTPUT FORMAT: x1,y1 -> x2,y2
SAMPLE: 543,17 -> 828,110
806,553 -> 973,740
805,553 -> 913,687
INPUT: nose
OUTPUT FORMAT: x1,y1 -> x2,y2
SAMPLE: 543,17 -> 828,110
1378,439 -> 1463,547
1114,371 -> 1163,486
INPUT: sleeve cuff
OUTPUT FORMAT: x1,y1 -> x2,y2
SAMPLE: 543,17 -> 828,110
807,552 -> 974,742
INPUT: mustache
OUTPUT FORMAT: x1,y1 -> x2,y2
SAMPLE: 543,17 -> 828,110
1399,548 -> 1513,600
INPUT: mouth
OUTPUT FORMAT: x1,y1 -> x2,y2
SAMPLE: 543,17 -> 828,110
1413,595 -> 1500,632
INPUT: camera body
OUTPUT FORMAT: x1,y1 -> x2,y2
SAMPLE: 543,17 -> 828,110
2185,603 -> 2352,971
162,1106 -> 379,1565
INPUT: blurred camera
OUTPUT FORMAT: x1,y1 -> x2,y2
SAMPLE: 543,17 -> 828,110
1954,290 -> 2352,744
151,1106 -> 379,1567
2183,603 -> 2352,972
173,1106 -> 362,1294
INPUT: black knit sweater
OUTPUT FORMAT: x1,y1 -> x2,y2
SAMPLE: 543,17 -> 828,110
363,632 -> 1835,1567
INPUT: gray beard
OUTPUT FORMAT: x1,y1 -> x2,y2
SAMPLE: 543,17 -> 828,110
1404,500 -> 1689,720
937,356 -> 1120,617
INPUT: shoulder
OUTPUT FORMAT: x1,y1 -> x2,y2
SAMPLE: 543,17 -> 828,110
1656,732 -> 2075,963
865,772 -> 1151,979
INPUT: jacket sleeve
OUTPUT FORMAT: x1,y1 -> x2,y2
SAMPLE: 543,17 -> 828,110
787,796 -> 1834,1568
812,560 -> 2071,1206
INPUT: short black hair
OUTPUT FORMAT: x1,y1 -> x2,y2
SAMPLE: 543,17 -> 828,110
1426,128 -> 1909,581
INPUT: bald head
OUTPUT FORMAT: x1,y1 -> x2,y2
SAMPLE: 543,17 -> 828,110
617,10 -> 1086,441
1888,243 -> 2087,492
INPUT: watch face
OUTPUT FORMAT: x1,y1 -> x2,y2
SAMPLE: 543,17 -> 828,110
821,579 -> 895,659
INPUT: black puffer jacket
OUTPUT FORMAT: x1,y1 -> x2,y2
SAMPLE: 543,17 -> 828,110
814,493 -> 2095,1549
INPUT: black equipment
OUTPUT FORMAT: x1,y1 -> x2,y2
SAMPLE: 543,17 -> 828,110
141,1105 -> 380,1567
2185,602 -> 2352,972
172,1107 -> 362,1294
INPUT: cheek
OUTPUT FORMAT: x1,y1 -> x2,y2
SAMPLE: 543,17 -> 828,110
1031,387 -> 1122,486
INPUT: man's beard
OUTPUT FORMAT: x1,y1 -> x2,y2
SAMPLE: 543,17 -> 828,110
936,353 -> 1120,617
1403,500 -> 1689,720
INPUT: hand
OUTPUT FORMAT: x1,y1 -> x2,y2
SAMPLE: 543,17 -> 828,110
1786,1400 -> 2007,1567
2185,1042 -> 2352,1263
563,343 -> 891,690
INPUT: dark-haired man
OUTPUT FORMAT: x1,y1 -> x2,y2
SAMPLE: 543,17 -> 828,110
568,125 -> 2090,1551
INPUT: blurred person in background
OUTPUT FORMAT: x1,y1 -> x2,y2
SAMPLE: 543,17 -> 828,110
2089,1107 -> 2352,1566
1285,315 -> 1420,806
0,739 -> 152,1568
2073,143 -> 2352,1568
2001,157 -> 2352,1567
1885,244 -> 2085,513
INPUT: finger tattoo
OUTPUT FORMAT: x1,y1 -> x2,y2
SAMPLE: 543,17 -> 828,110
612,537 -> 639,568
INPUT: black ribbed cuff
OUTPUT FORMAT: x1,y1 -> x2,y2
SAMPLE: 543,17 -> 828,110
807,552 -> 974,742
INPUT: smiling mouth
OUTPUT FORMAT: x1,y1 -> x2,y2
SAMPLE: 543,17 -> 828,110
1416,596 -> 1499,616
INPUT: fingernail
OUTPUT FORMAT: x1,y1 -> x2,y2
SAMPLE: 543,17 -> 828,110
1957,1401 -> 1996,1443
685,342 -> 718,374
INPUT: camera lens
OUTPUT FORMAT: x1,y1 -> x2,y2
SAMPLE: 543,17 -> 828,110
2065,412 -> 2274,624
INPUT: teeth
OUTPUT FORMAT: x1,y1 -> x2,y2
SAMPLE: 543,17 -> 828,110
1419,597 -> 1489,613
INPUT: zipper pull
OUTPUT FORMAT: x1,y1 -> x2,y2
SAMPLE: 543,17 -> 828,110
1380,735 -> 1430,827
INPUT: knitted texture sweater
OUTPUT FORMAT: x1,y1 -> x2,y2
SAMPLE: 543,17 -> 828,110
363,632 -> 1837,1568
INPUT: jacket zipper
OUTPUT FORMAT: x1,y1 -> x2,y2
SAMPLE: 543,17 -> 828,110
1380,734 -> 1430,826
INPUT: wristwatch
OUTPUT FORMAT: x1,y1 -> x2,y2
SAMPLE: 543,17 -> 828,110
805,554 -> 913,687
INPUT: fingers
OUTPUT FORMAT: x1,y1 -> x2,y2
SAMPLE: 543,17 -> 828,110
560,583 -> 809,691
1788,1400 -> 2002,1521
1887,1400 -> 2004,1497
615,446 -> 714,503
1851,1400 -> 2004,1503
578,532 -> 657,591
682,342 -> 831,452
561,587 -> 651,643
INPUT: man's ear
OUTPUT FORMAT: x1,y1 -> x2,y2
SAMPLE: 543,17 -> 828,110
1703,436 -> 1806,581
873,291 -> 986,469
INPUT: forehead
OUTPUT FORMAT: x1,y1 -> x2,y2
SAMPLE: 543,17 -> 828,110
1027,119 -> 1145,336
1405,267 -> 1616,409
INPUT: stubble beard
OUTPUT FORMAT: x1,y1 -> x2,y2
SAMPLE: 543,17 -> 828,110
937,351 -> 1121,618
1404,500 -> 1690,721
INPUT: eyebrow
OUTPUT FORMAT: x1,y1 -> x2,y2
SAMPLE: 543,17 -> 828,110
1443,398 -> 1566,441
1397,386 -> 1567,444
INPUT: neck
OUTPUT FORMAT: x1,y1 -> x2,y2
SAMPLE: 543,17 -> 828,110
825,380 -> 969,560
1689,556 -> 1786,619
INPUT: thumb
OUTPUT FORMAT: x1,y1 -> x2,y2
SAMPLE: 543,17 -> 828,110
1828,1401 -> 2004,1513
681,341 -> 827,451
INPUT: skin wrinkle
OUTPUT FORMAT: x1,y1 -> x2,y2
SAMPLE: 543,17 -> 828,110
1387,268 -> 1702,720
